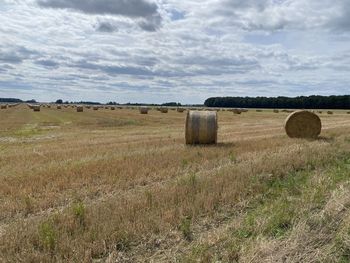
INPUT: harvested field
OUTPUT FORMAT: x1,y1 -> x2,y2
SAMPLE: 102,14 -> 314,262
0,105 -> 350,262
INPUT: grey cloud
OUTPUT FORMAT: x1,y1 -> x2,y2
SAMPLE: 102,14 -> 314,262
37,0 -> 159,18
0,53 -> 23,64
35,59 -> 59,68
138,13 -> 162,31
96,21 -> 118,32
0,46 -> 38,64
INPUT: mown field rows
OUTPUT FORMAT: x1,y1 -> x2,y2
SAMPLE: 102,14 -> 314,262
0,104 -> 349,262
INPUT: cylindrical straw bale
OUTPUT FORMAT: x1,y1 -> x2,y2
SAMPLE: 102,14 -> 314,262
177,108 -> 185,113
77,106 -> 84,112
160,108 -> 168,113
327,111 -> 333,115
33,105 -> 41,112
185,111 -> 218,144
93,106 -> 99,111
57,105 -> 62,109
284,110 -> 321,139
1,104 -> 7,109
139,107 -> 149,114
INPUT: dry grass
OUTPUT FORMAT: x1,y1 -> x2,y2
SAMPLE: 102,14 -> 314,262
0,105 -> 349,262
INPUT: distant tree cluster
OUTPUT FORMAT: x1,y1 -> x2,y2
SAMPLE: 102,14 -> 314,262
0,98 -> 23,103
204,95 -> 350,109
0,98 -> 37,103
161,102 -> 182,106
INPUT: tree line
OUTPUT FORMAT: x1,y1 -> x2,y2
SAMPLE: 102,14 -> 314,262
204,95 -> 350,109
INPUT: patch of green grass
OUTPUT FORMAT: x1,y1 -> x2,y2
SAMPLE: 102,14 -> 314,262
38,221 -> 57,252
72,201 -> 86,228
179,216 -> 193,241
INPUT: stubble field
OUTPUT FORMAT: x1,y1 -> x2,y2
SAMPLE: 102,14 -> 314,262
0,104 -> 350,262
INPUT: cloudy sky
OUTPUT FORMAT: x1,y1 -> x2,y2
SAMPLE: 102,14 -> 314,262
0,0 -> 349,104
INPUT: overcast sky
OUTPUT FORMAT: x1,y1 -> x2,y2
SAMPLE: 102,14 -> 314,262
0,0 -> 349,103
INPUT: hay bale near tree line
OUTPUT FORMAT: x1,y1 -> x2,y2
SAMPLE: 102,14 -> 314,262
77,106 -> 84,112
160,108 -> 168,113
139,107 -> 149,114
185,111 -> 218,145
57,105 -> 62,109
284,110 -> 321,139
273,109 -> 279,113
1,104 -> 7,109
93,106 -> 99,111
327,111 -> 333,115
177,108 -> 185,113
33,105 -> 41,112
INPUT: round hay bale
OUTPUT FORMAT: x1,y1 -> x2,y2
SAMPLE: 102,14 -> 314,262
185,111 -> 218,145
177,108 -> 185,113
233,109 -> 242,114
139,107 -> 149,114
256,109 -> 263,112
347,111 -> 350,114
77,106 -> 84,112
93,106 -> 99,111
1,104 -> 8,109
273,109 -> 279,113
160,108 -> 168,113
110,107 -> 115,110
317,111 -> 323,114
33,105 -> 41,112
57,105 -> 62,109
284,110 -> 321,139
327,111 -> 333,115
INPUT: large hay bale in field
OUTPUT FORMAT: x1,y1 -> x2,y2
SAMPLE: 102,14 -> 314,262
110,106 -> 115,110
1,104 -> 7,109
77,106 -> 84,112
93,106 -> 99,111
33,105 -> 41,112
327,111 -> 333,115
185,111 -> 218,145
57,105 -> 62,109
160,108 -> 168,113
177,108 -> 185,113
284,110 -> 321,139
139,107 -> 149,114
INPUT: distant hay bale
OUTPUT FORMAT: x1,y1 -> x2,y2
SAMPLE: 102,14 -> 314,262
233,109 -> 242,114
160,108 -> 168,113
256,109 -> 263,112
139,107 -> 149,114
57,105 -> 62,109
177,108 -> 185,113
185,111 -> 218,145
77,106 -> 84,112
93,106 -> 99,111
327,111 -> 333,115
1,104 -> 7,109
273,109 -> 279,113
347,111 -> 350,114
33,105 -> 41,112
86,106 -> 91,109
318,111 -> 323,114
284,110 -> 321,139
47,105 -> 51,108
110,107 -> 115,110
